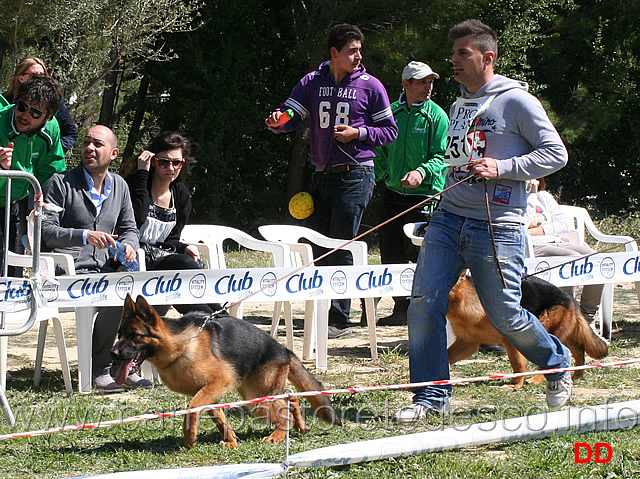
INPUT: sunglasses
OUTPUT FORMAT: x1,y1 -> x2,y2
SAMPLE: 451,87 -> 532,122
16,100 -> 44,120
155,158 -> 184,169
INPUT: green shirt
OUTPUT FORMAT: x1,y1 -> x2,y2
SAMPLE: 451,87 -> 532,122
375,93 -> 449,197
0,103 -> 66,203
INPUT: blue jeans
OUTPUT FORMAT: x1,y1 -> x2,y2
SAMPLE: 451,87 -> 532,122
408,210 -> 570,409
305,166 -> 375,325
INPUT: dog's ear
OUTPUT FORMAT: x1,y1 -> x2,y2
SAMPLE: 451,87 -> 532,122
135,295 -> 158,325
124,294 -> 136,315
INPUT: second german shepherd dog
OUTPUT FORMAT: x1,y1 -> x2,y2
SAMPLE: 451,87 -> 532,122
447,272 -> 608,388
111,294 -> 340,448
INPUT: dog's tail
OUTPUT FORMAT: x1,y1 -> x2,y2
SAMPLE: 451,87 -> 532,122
287,354 -> 342,426
576,311 -> 609,359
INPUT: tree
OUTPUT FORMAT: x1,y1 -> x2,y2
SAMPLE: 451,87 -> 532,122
138,0 -> 591,232
4,0 -> 636,229
0,0 -> 53,78
0,0 -> 202,129
536,0 -> 640,214
137,0 -> 312,230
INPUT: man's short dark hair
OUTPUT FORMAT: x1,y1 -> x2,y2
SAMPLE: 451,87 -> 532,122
449,19 -> 498,59
328,23 -> 364,52
16,75 -> 63,116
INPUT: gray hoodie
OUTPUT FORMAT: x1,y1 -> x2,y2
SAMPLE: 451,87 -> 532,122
441,74 -> 567,223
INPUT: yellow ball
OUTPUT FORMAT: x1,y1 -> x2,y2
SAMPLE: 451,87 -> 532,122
288,192 -> 314,220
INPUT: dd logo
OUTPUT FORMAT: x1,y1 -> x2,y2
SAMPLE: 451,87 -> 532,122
574,443 -> 612,463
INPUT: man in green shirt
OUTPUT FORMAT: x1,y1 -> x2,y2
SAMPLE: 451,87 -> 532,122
375,61 -> 449,326
0,75 -> 65,271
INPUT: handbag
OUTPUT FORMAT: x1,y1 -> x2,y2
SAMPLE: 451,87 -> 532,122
142,243 -> 176,269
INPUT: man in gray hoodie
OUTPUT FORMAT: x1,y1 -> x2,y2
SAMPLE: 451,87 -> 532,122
394,19 -> 572,423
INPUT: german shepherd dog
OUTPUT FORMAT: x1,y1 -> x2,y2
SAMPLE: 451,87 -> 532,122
111,294 -> 340,448
447,272 -> 608,388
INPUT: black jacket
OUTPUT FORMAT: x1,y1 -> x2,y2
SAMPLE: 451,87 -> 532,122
125,168 -> 192,253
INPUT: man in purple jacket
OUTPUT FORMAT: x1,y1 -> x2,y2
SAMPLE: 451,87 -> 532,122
266,24 -> 397,338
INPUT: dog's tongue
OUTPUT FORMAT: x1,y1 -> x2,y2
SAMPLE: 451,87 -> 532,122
114,358 -> 135,386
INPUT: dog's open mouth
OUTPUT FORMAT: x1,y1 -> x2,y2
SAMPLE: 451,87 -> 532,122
114,351 -> 149,386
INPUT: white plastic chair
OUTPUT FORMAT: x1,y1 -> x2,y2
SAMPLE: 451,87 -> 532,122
255,228 -> 315,355
406,206 -> 639,341
180,224 -> 292,321
0,252 -> 72,394
403,222 -> 427,247
0,170 -> 72,404
256,240 -> 313,353
525,205 -> 640,339
259,224 -> 378,369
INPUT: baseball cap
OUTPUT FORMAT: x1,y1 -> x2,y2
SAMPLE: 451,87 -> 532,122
402,61 -> 440,80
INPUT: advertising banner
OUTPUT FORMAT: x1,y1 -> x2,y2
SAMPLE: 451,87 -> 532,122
1,251 -> 639,311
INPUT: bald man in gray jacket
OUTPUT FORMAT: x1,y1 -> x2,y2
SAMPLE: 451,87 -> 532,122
42,125 -> 149,392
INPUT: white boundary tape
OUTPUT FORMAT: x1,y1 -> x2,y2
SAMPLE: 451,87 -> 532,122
67,463 -> 287,479
287,399 -> 640,467
63,397 -> 640,478
3,358 -> 639,442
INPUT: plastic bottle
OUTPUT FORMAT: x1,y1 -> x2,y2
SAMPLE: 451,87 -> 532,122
272,109 -> 294,127
109,240 -> 139,272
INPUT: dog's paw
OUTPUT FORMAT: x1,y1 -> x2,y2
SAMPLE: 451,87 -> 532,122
183,438 -> 196,449
526,374 -> 545,385
261,430 -> 286,444
219,429 -> 238,448
296,424 -> 310,434
508,379 -> 525,389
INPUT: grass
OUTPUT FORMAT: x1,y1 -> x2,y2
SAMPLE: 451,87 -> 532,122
1,248 -> 639,478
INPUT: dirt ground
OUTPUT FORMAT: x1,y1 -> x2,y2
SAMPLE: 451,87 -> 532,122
6,283 -> 640,391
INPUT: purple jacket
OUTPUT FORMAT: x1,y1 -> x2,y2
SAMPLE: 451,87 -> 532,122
270,61 -> 397,169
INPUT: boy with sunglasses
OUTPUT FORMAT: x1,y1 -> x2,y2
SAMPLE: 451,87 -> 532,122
0,75 -> 65,270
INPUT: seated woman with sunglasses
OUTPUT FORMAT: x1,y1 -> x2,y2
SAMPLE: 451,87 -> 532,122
120,131 -> 224,315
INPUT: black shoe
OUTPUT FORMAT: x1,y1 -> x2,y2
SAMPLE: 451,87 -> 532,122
377,310 -> 408,326
479,343 -> 506,355
93,373 -> 125,393
328,325 -> 352,339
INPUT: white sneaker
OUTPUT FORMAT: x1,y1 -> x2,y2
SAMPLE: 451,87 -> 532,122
393,402 -> 449,424
546,374 -> 572,409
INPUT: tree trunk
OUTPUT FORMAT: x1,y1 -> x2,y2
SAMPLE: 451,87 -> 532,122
286,125 -> 310,199
121,74 -> 150,163
98,69 -> 118,127
98,50 -> 121,128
